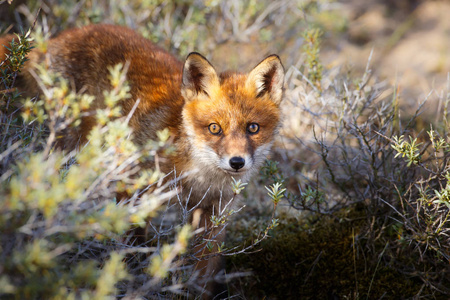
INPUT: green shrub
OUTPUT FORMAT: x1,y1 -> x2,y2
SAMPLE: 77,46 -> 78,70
229,24 -> 449,297
0,32 -> 192,298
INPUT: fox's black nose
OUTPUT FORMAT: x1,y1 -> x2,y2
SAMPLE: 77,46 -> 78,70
229,156 -> 245,170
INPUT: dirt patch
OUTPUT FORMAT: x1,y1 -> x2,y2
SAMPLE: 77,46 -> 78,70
322,1 -> 450,113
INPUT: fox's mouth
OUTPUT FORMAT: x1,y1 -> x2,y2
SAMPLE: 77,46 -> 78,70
224,169 -> 246,175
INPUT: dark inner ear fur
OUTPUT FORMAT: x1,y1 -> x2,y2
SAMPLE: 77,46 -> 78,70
186,63 -> 207,95
257,65 -> 278,98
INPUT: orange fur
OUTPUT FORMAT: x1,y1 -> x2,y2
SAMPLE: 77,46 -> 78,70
0,24 -> 285,298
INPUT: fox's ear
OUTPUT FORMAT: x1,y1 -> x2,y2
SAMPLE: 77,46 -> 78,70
181,52 -> 220,101
246,55 -> 284,105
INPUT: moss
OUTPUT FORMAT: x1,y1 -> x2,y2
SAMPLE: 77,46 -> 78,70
228,211 -> 447,299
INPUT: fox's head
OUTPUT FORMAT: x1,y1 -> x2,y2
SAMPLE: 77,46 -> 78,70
180,52 -> 284,179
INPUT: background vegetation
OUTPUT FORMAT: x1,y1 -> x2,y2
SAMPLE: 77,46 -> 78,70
1,0 -> 449,299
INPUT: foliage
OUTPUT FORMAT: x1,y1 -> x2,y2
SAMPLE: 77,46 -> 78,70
0,29 -> 32,101
302,27 -> 323,91
0,29 -> 34,162
258,18 -> 450,296
1,42 -> 182,297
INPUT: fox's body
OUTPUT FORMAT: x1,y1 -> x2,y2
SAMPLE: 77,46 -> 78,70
0,24 -> 284,297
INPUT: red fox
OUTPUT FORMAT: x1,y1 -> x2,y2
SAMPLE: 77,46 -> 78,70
0,24 -> 284,297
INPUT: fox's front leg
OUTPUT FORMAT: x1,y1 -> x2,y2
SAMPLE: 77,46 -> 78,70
191,208 -> 228,299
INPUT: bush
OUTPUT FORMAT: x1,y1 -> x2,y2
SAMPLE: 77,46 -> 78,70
0,33 -> 190,298
229,29 -> 450,297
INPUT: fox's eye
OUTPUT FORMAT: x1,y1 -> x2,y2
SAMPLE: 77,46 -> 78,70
208,123 -> 222,135
247,123 -> 260,134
